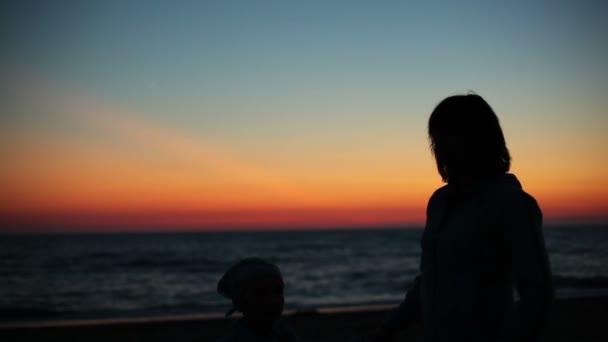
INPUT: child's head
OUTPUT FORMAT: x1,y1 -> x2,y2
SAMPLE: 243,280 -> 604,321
218,258 -> 285,323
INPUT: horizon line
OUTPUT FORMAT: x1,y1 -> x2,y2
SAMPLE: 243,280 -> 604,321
1,221 -> 607,235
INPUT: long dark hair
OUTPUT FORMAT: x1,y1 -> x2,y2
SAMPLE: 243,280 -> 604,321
428,94 -> 511,183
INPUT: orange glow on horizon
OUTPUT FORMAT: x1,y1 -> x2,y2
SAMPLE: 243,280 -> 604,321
2,70 -> 607,232
1,206 -> 426,232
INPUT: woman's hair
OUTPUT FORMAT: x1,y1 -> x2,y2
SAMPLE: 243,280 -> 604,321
428,93 -> 511,183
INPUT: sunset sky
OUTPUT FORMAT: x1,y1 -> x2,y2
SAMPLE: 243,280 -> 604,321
1,1 -> 607,232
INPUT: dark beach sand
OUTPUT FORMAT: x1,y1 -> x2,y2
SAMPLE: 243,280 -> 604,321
1,297 -> 606,341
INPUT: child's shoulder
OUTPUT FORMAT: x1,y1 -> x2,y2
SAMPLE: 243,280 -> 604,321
214,331 -> 238,342
275,320 -> 299,342
214,320 -> 240,342
215,319 -> 299,342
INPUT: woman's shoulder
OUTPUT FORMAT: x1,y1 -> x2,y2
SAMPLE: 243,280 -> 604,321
428,184 -> 450,203
426,185 -> 449,216
487,174 -> 542,219
491,174 -> 538,203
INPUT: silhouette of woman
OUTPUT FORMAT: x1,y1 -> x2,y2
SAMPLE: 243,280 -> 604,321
373,94 -> 553,342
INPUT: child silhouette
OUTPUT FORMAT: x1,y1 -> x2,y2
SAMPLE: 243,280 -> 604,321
216,258 -> 299,342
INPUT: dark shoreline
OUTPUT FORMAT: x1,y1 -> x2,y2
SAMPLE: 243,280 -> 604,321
2,288 -> 607,328
1,296 -> 607,342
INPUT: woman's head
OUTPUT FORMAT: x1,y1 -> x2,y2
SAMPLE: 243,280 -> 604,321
428,94 -> 511,183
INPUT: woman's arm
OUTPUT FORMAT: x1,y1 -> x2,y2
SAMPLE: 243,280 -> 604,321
373,275 -> 422,342
503,193 -> 554,342
372,189 -> 442,342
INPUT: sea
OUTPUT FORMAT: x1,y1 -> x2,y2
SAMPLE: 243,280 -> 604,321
1,225 -> 607,323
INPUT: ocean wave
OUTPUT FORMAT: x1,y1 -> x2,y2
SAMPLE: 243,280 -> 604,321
120,256 -> 224,270
0,307 -> 75,320
553,275 -> 608,288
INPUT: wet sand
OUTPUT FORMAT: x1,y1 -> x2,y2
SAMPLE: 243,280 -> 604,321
1,297 -> 606,341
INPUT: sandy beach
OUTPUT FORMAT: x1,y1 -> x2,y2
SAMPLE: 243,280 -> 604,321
1,296 -> 606,342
